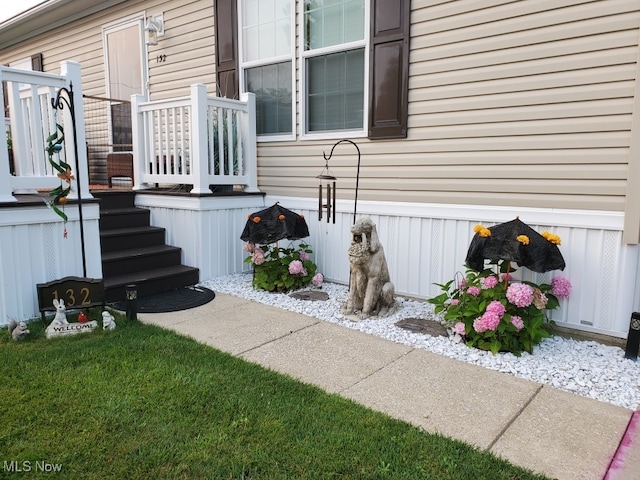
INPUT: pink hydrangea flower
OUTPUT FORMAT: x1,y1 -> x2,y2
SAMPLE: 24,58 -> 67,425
458,279 -> 467,290
551,277 -> 572,299
311,273 -> 324,286
243,242 -> 255,253
485,300 -> 506,317
500,272 -> 513,282
472,317 -> 487,333
300,251 -> 310,261
449,299 -> 460,306
288,260 -> 306,275
480,311 -> 501,331
251,247 -> 265,265
511,316 -> 524,331
482,276 -> 498,288
454,322 -> 466,335
467,286 -> 481,296
506,283 -> 534,307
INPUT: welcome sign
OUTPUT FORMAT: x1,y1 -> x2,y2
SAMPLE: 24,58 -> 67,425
45,321 -> 98,339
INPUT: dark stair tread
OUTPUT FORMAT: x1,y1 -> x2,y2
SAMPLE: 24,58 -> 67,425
100,206 -> 149,215
102,244 -> 181,262
100,225 -> 165,237
104,265 -> 200,289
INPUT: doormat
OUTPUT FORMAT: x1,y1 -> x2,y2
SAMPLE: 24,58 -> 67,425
110,286 -> 215,313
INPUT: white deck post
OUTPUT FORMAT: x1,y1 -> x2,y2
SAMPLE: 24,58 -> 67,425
131,92 -> 151,190
190,83 -> 212,194
240,92 -> 259,193
0,68 -> 17,202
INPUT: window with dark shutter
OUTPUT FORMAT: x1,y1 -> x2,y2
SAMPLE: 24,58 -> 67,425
214,0 -> 239,99
368,0 -> 410,139
3,53 -> 44,118
31,53 -> 43,72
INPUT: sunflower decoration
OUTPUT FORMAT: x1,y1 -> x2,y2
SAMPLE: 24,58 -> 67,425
46,124 -> 74,236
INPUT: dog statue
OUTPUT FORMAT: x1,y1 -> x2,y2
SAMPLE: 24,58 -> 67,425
341,217 -> 396,319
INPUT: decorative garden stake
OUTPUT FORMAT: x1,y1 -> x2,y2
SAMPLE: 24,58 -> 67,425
320,139 -> 361,225
51,82 -> 87,277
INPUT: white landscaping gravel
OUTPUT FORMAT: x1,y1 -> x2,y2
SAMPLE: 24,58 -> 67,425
200,273 -> 640,411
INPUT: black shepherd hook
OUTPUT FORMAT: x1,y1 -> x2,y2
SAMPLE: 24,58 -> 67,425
323,139 -> 361,224
52,82 -> 87,278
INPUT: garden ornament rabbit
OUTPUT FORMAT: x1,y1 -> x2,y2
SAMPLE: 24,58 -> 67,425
51,298 -> 69,326
102,311 -> 116,330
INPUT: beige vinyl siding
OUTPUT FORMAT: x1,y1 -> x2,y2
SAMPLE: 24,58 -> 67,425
257,0 -> 639,222
146,1 -> 216,99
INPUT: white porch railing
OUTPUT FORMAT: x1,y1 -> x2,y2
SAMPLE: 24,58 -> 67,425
131,84 -> 259,194
0,61 -> 91,202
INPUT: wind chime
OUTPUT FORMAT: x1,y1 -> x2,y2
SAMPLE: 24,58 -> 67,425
316,157 -> 336,224
317,139 -> 361,225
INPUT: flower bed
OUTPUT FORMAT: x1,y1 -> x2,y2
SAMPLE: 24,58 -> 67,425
429,262 -> 571,355
243,242 -> 323,292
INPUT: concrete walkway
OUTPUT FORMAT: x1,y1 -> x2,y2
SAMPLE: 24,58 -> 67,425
139,292 -> 640,480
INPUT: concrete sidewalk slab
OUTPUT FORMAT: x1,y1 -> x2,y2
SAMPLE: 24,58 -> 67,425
605,410 -> 640,480
491,386 -> 631,480
342,348 -> 541,450
139,294 -> 320,355
138,293 -> 637,480
240,321 -> 413,393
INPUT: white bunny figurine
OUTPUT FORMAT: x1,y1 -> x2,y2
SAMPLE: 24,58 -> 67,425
52,298 -> 69,325
102,311 -> 116,330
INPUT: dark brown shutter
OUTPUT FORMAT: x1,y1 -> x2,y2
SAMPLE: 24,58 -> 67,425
2,66 -> 8,118
214,0 -> 239,99
31,53 -> 44,71
368,0 -> 410,139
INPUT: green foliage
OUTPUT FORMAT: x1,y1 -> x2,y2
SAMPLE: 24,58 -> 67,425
428,261 -> 568,355
1,316 -> 548,479
244,242 -> 319,292
45,124 -> 73,221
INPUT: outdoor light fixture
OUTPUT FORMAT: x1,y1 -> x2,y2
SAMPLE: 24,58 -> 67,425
624,311 -> 640,360
144,15 -> 164,46
320,139 -> 361,225
125,284 -> 138,320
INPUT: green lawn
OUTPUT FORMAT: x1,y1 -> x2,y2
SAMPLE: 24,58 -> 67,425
1,313 -> 549,479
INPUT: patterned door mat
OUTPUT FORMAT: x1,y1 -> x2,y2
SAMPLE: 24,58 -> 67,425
110,286 -> 215,313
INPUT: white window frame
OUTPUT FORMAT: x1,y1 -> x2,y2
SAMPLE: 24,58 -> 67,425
238,0 -> 296,143
298,0 -> 369,141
